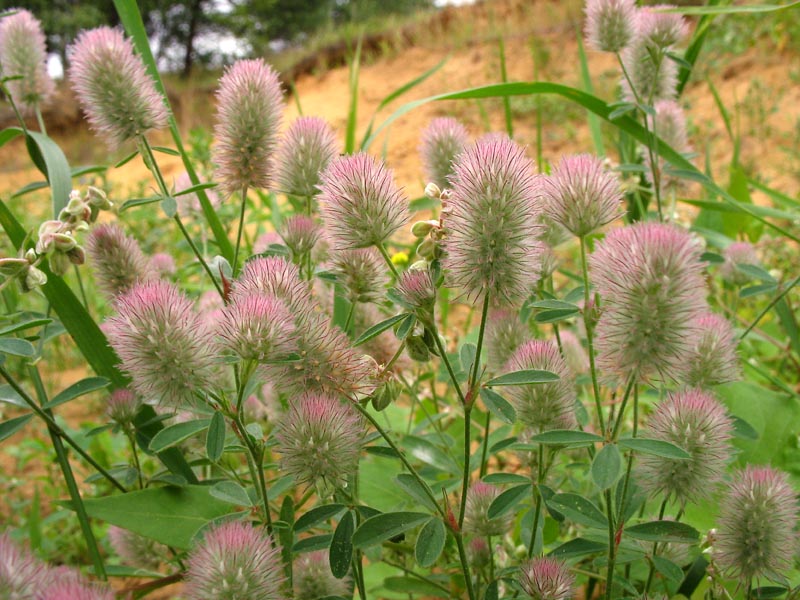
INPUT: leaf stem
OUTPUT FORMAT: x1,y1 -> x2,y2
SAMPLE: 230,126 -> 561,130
580,236 -> 605,434
233,185 -> 249,275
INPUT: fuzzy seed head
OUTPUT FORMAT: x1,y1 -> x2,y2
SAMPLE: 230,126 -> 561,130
293,551 -> 350,600
638,389 -> 733,505
106,388 -> 141,425
638,5 -> 689,49
275,394 -> 365,488
590,223 -> 707,383
584,0 -> 638,53
518,557 -> 575,600
442,135 -> 543,305
275,116 -> 338,198
620,36 -> 678,104
0,9 -> 54,112
395,268 -> 437,315
463,482 -> 512,537
233,257 -> 315,318
504,340 -> 576,432
419,117 -> 470,190
0,533 -> 49,598
485,309 -> 529,373
559,330 -> 590,375
105,280 -> 216,407
720,241 -> 760,286
213,59 -> 283,195
279,215 -> 321,259
35,581 -> 115,600
217,293 -> 296,362
67,27 -> 167,148
149,252 -> 176,277
331,247 -> 389,304
108,526 -> 166,571
644,100 -> 691,193
684,313 -> 740,388
86,223 -> 153,302
184,521 -> 285,600
317,153 -> 409,250
714,466 -> 798,582
542,154 -> 623,237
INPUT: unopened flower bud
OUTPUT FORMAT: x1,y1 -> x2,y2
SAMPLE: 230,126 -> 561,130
49,252 -> 70,276
0,257 -> 28,276
406,335 -> 431,362
53,233 -> 77,252
424,182 -> 442,199
417,238 -> 435,259
411,220 -> 437,238
87,186 -> 112,210
67,246 -> 86,265
24,265 -> 47,291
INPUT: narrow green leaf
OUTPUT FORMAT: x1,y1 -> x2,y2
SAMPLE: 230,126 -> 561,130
151,145 -> 179,156
294,504 -> 347,533
175,182 -> 218,197
577,30 -> 605,156
395,473 -> 438,513
384,576 -> 449,598
0,318 -> 52,337
21,129 -> 71,217
329,511 -> 354,579
548,537 -> 606,559
479,388 -> 516,425
529,300 -> 579,310
482,473 -> 529,485
625,521 -> 700,543
652,556 -> 685,582
402,435 -> 458,473
618,438 -> 691,460
534,308 -> 580,324
354,314 -> 408,346
0,413 -> 33,442
43,377 -> 110,410
352,511 -> 430,548
149,419 -> 211,452
731,415 -> 759,440
591,444 -> 623,490
395,314 -> 416,341
657,1 -> 800,14
119,197 -> 161,212
206,411 -> 226,462
530,430 -> 604,446
0,337 -> 35,357
548,493 -> 608,529
415,517 -> 446,568
209,481 -> 253,507
0,126 -> 23,148
114,149 -> 140,168
460,342 -> 477,378
487,483 -> 531,519
485,369 -> 560,386
345,36 -> 362,154
293,534 -> 333,553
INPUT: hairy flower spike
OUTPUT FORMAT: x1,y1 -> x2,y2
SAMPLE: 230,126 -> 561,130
184,521 -> 285,600
463,482 -> 512,537
645,100 -> 691,194
317,153 -> 408,250
293,551 -> 350,600
542,153 -> 623,237
504,340 -> 576,432
395,268 -> 436,318
620,37 -> 678,104
86,223 -> 153,301
0,533 -> 49,597
233,256 -> 315,317
442,135 -> 543,305
584,0 -> 638,53
558,330 -> 590,375
213,59 -> 283,195
420,117 -> 470,190
217,293 -> 296,362
331,247 -> 389,304
714,466 -> 798,582
36,581 -> 115,600
518,557 -> 575,600
275,393 -> 365,488
685,313 -> 740,388
105,280 -> 216,407
637,389 -> 733,505
590,223 -> 707,383
485,309 -> 529,373
106,388 -> 141,425
68,27 -> 167,148
108,526 -> 166,571
637,5 -> 689,49
720,241 -> 760,286
279,215 -> 320,259
0,9 -> 54,112
275,116 -> 338,198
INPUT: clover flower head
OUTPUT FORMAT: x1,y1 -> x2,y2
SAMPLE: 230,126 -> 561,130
518,557 -> 575,600
584,0 -> 638,53
275,116 -> 338,198
420,117 -> 470,190
0,9 -> 54,111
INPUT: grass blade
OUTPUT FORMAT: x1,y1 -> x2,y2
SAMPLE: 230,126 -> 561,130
345,35 -> 363,154
577,30 -> 605,156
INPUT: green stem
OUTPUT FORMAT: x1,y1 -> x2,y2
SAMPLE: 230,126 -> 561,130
28,367 -> 106,580
610,376 -> 637,441
376,242 -> 399,278
455,531 -> 478,600
35,105 -> 47,134
73,264 -> 90,311
458,404 -> 473,529
430,331 -> 467,406
604,489 -> 617,600
344,300 -> 356,334
643,498 -> 669,595
579,236 -> 605,434
470,294 -> 490,388
616,384 -> 638,522
479,410 -> 491,478
233,185 -> 249,275
127,429 -> 145,489
740,272 -> 800,341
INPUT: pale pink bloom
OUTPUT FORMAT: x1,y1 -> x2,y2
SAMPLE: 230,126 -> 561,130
584,0 -> 638,53
0,9 -> 54,111
275,116 -> 338,198
419,117 -> 470,190
518,557 -> 575,600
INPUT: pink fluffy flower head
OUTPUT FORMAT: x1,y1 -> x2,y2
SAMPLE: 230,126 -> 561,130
485,309 -> 529,373
275,116 -> 338,198
395,268 -> 437,319
275,393 -> 365,488
504,340 -> 576,432
518,557 -> 575,600
637,389 -> 733,506
184,521 -> 285,600
637,5 -> 689,49
331,247 -> 389,304
293,551 -> 350,600
0,9 -> 54,112
108,526 -> 166,571
685,313 -> 740,388
106,388 -> 141,426
463,481 -> 512,537
645,100 -> 692,193
720,241 -> 760,286
213,59 -> 283,196
232,256 -> 314,317
105,280 -> 216,407
86,223 -> 153,302
217,293 -> 296,362
542,153 -> 623,238
620,33 -> 678,104
590,223 -> 707,383
442,134 -> 543,305
419,117 -> 470,190
279,215 -> 321,259
559,329 -> 589,375
175,171 -> 221,216
0,533 -> 49,597
714,466 -> 798,582
68,27 -> 167,148
317,152 -> 408,250
584,0 -> 638,53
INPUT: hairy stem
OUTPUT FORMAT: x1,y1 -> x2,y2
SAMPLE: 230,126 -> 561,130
579,236 -> 605,434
